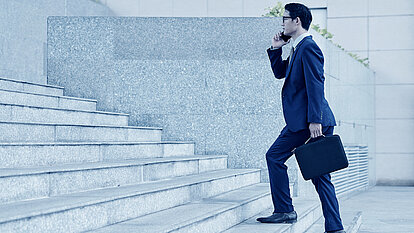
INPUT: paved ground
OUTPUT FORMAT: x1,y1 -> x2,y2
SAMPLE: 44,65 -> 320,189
340,186 -> 414,233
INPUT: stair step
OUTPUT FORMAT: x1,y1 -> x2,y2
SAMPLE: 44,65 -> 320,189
222,197 -> 322,233
304,211 -> 362,233
0,141 -> 195,168
0,103 -> 128,126
0,88 -> 97,111
89,183 -> 272,233
0,121 -> 162,143
0,155 -> 227,204
0,169 -> 260,233
0,77 -> 64,96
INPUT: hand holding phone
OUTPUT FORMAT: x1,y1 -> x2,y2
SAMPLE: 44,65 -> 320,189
280,32 -> 292,42
271,32 -> 290,49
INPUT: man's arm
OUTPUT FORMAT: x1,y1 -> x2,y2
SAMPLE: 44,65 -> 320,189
267,33 -> 289,79
302,43 -> 325,137
267,48 -> 288,79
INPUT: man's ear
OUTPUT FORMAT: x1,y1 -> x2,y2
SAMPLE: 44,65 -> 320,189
295,17 -> 301,26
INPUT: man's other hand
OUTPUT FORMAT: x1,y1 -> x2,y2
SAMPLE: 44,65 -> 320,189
309,123 -> 323,138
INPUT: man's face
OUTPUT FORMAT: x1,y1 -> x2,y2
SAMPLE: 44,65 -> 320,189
282,10 -> 296,36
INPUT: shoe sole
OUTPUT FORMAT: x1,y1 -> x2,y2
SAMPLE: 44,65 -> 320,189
257,219 -> 297,224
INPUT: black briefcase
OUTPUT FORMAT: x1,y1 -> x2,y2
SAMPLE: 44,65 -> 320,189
294,135 -> 348,180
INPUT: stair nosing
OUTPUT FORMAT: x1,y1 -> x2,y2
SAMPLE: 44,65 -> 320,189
0,155 -> 228,177
174,184 -> 270,232
0,120 -> 162,130
0,102 -> 128,116
0,141 -> 194,146
0,169 -> 260,224
0,77 -> 64,90
224,197 -> 321,233
111,183 -> 270,233
0,88 -> 97,103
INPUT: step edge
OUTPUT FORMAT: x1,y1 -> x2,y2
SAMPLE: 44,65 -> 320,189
0,120 -> 162,130
221,198 -> 321,233
133,184 -> 270,233
0,141 -> 194,146
0,102 -> 129,116
0,77 -> 64,90
0,169 -> 260,224
0,88 -> 97,103
0,155 -> 228,178
345,211 -> 362,233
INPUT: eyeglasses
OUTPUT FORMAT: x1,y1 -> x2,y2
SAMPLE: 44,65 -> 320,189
282,16 -> 293,22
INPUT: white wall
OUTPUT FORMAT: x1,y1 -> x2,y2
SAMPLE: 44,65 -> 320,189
326,0 -> 414,185
102,0 -> 326,22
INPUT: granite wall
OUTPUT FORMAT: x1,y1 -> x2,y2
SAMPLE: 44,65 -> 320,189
47,17 -> 375,192
0,0 -> 113,84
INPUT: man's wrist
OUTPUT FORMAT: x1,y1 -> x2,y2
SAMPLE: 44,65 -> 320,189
270,45 -> 280,50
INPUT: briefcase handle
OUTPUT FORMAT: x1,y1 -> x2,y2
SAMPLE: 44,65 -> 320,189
292,134 -> 325,153
304,134 -> 325,144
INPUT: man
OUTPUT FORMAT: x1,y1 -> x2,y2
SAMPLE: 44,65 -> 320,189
256,3 -> 345,233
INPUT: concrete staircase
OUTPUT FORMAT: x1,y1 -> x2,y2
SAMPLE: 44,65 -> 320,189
0,77 -> 330,232
0,77 -> 272,232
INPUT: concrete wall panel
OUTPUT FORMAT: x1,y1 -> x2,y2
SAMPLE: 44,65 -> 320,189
173,0 -> 208,17
376,119 -> 414,153
368,0 -> 414,16
369,50 -> 414,84
207,0 -> 243,17
369,16 -> 414,50
376,154 -> 414,185
376,85 -> 414,119
327,0 -> 368,18
327,17 -> 368,51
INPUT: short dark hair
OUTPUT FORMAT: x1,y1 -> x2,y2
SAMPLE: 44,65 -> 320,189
285,3 -> 312,30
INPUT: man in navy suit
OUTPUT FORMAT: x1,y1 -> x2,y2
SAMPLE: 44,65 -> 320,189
256,3 -> 345,233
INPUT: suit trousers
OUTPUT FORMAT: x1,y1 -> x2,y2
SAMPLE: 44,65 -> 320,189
265,125 -> 344,231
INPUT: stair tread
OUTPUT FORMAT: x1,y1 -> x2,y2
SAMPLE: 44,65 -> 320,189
0,77 -> 64,90
0,155 -> 227,177
222,197 -> 320,233
0,88 -> 97,102
89,183 -> 270,233
304,211 -> 362,233
0,140 -> 193,146
0,168 -> 259,223
0,120 -> 162,130
0,102 -> 127,116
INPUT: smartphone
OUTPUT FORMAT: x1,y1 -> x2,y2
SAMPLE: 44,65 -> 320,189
280,32 -> 291,42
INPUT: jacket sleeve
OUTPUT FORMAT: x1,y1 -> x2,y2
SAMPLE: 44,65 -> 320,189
302,43 -> 325,124
267,48 -> 288,79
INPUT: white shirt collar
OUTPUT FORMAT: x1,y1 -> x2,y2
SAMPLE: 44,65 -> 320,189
293,32 -> 311,49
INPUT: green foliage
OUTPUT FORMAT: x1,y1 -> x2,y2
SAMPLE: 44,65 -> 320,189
311,24 -> 333,40
310,24 -> 368,67
262,2 -> 284,17
348,53 -> 369,67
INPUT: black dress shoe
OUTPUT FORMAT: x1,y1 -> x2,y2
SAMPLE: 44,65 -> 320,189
256,210 -> 297,223
325,230 -> 346,233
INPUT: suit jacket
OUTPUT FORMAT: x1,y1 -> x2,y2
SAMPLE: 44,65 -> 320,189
267,36 -> 336,132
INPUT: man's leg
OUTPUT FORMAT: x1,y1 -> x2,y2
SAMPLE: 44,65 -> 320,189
265,126 -> 309,213
311,126 -> 344,232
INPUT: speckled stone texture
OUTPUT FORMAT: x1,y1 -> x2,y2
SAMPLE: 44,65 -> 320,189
47,17 -> 375,191
0,0 -> 114,84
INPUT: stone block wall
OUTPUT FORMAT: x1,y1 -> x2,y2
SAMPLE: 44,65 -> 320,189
47,17 -> 375,194
0,0 -> 113,84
